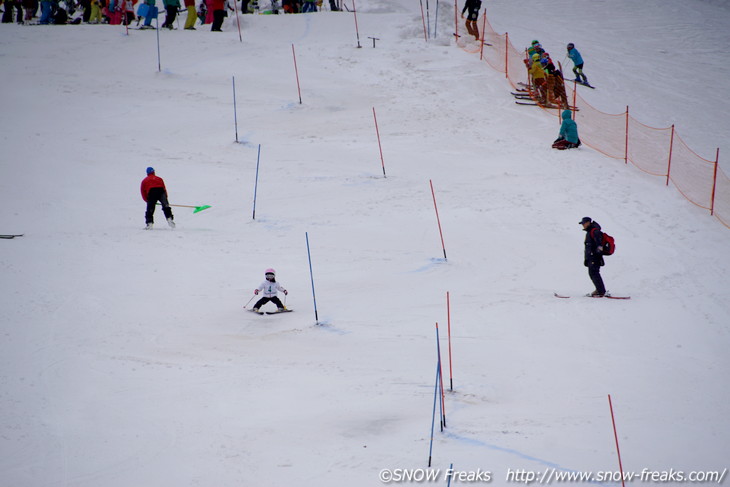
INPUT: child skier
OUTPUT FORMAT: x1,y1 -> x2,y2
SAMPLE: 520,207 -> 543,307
567,42 -> 588,85
552,109 -> 581,150
252,268 -> 288,313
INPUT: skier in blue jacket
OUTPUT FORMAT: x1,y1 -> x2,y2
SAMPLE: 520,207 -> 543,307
567,43 -> 588,85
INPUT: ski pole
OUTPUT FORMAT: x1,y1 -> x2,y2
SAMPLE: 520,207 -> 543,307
243,294 -> 256,308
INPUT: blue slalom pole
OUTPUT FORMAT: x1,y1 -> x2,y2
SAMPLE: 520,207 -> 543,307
252,144 -> 261,220
233,76 -> 239,143
305,232 -> 320,324
447,463 -> 454,486
433,0 -> 439,38
436,323 -> 446,428
428,361 -> 440,467
155,16 -> 161,72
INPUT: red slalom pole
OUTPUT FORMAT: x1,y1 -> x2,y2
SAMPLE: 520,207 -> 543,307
446,291 -> 453,391
233,0 -> 242,42
608,394 -> 627,487
429,179 -> 447,261
372,107 -> 387,178
292,44 -> 302,104
418,0 -> 427,41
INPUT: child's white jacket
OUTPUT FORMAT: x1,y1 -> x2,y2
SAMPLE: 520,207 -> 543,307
257,280 -> 286,297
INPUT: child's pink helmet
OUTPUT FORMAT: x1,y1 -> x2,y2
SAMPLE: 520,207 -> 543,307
265,268 -> 276,276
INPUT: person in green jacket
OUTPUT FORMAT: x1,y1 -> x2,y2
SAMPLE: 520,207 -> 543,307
161,0 -> 180,28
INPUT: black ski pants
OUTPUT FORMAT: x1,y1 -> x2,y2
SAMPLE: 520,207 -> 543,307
253,296 -> 284,310
145,187 -> 173,224
211,9 -> 224,30
162,5 -> 176,27
587,261 -> 606,295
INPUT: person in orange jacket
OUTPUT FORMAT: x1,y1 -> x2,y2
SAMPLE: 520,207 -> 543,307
140,167 -> 175,230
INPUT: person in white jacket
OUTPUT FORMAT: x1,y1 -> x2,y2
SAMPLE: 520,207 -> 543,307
252,268 -> 288,312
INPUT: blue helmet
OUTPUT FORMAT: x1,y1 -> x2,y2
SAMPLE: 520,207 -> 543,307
146,167 -> 155,175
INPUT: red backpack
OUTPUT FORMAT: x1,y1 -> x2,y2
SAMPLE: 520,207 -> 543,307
591,228 -> 615,256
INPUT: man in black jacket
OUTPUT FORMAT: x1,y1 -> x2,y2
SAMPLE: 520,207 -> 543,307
580,217 -> 606,296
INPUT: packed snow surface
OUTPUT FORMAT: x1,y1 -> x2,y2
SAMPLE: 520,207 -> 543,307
1,1 -> 729,486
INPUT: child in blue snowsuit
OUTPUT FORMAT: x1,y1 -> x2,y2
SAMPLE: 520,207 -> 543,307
567,43 -> 587,84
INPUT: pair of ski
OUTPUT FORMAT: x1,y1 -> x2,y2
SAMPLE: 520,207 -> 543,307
247,308 -> 293,315
516,100 -> 577,110
554,292 -> 630,300
572,79 -> 595,89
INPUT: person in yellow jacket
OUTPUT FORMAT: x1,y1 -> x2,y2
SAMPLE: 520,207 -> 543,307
89,0 -> 102,22
529,53 -> 547,103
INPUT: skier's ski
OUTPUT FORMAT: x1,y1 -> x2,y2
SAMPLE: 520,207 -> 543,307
266,309 -> 293,315
247,308 -> 265,315
572,80 -> 595,89
554,292 -> 630,300
516,101 -> 538,106
0,234 -> 24,239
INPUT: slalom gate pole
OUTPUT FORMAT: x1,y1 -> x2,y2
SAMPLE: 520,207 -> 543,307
155,16 -> 161,72
447,463 -> 454,487
124,5 -> 129,35
479,11 -> 486,60
252,144 -> 261,219
608,394 -> 627,487
436,322 -> 446,428
624,106 -> 629,164
504,33 -> 509,79
447,291 -> 453,390
666,125 -> 675,186
418,0 -> 427,41
232,76 -> 239,143
427,360 -> 440,467
292,44 -> 302,104
234,0 -> 242,42
710,148 -> 719,216
306,232 -> 320,324
372,107 -> 387,178
429,179 -> 448,261
243,294 -> 256,308
352,0 -> 362,48
425,0 -> 430,39
433,0 -> 438,38
453,0 -> 457,43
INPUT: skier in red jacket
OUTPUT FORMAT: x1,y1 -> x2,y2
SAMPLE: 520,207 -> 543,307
141,167 -> 175,230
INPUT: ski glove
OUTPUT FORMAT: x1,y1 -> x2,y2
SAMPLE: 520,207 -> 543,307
283,290 -> 288,295
254,289 -> 259,295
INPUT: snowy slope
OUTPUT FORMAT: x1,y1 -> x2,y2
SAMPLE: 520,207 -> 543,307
1,1 -> 729,486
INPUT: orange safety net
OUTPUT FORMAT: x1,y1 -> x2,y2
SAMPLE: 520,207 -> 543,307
452,6 -> 729,229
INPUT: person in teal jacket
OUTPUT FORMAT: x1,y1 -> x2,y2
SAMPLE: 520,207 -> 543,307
552,110 -> 581,150
567,42 -> 588,84
161,0 -> 180,28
